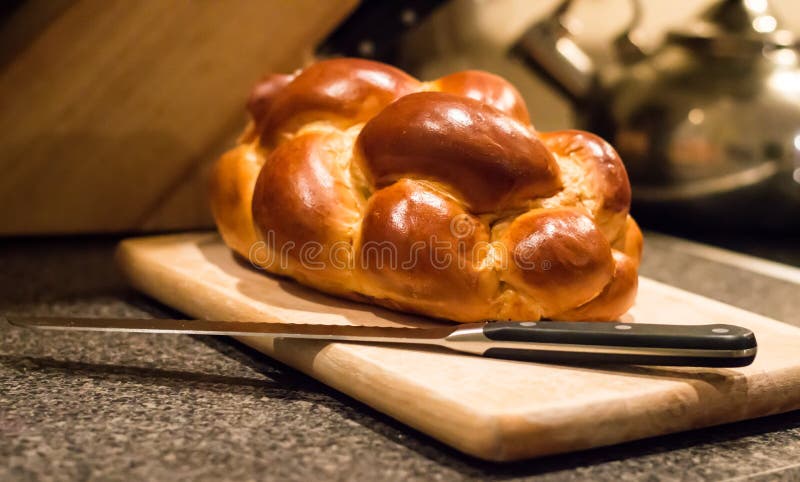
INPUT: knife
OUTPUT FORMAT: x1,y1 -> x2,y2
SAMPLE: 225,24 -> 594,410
5,317 -> 757,367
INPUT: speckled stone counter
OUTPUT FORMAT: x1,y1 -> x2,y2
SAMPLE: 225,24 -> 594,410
2,233 -> 800,481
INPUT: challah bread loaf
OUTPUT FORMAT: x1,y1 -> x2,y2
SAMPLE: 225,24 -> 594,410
209,58 -> 643,322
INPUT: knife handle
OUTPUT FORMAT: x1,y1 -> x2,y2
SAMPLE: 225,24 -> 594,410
483,321 -> 756,350
481,347 -> 756,367
446,321 -> 757,367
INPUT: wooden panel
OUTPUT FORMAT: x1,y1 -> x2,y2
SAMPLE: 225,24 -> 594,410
116,232 -> 800,461
0,0 -> 356,234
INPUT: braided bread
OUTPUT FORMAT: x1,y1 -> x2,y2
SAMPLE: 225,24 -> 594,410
209,58 -> 643,323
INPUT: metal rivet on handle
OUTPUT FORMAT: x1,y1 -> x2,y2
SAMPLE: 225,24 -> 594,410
519,322 -> 537,327
615,324 -> 633,330
712,328 -> 730,334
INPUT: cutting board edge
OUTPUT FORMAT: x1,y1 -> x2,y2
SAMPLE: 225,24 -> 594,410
484,364 -> 800,461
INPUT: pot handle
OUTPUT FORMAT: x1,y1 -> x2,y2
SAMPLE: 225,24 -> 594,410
513,0 -> 645,103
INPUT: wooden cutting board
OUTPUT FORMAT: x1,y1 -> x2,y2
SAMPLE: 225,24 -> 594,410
0,0 -> 356,234
116,232 -> 800,461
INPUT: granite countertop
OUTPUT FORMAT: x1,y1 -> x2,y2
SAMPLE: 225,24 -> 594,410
2,233 -> 800,481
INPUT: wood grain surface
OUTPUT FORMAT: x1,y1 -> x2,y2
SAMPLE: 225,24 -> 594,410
0,0 -> 356,234
116,232 -> 800,461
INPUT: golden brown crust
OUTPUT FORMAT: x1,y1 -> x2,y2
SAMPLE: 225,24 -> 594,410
618,215 -> 644,264
539,130 -> 630,213
247,73 -> 295,133
539,130 -> 632,242
258,58 -> 420,145
208,144 -> 263,258
559,250 -> 639,321
430,70 -> 531,125
357,92 -> 561,213
209,58 -> 644,323
355,179 -> 498,321
498,208 -> 615,317
251,130 -> 363,289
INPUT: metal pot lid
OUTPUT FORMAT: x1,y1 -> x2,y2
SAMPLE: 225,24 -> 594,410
667,0 -> 798,54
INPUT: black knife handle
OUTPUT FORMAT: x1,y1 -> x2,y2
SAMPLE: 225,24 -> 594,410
482,347 -> 757,367
483,321 -> 756,351
471,321 -> 758,367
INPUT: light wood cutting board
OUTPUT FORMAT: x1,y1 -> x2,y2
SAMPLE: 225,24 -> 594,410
116,232 -> 800,461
